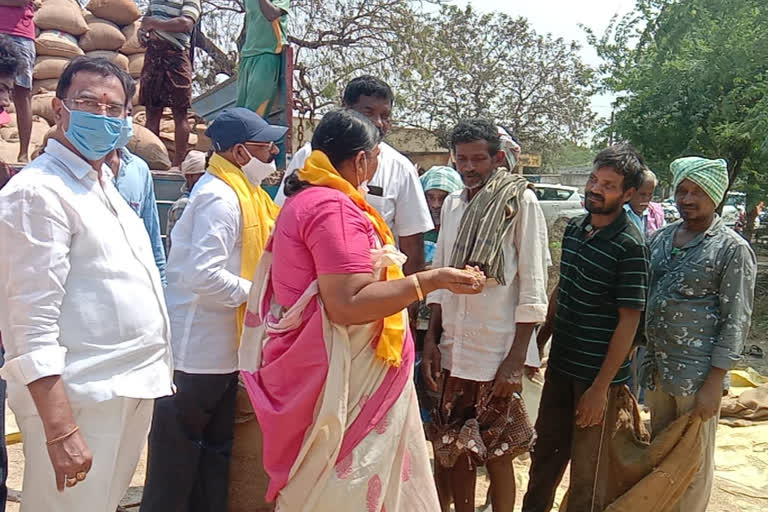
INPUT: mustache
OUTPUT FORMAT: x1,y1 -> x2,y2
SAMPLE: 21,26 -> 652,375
587,192 -> 604,201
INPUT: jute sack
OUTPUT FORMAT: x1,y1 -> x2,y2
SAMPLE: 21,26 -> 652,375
128,53 -> 144,78
0,117 -> 51,144
31,93 -> 57,125
120,22 -> 144,55
34,0 -> 89,36
79,15 -> 126,52
127,124 -> 171,170
0,141 -> 19,164
195,124 -> 212,153
35,30 -> 84,58
85,51 -> 129,73
33,56 -> 70,80
33,79 -> 59,95
86,0 -> 141,26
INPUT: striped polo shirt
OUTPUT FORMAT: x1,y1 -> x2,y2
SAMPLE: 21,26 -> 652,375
148,0 -> 201,49
549,211 -> 649,384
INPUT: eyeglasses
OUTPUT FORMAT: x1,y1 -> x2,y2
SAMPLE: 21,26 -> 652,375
244,141 -> 277,152
64,98 -> 125,118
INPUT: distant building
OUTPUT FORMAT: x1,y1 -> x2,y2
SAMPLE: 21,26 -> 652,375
289,117 -> 542,174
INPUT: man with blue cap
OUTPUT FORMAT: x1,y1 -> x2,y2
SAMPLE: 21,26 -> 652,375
643,156 -> 756,512
142,107 -> 285,512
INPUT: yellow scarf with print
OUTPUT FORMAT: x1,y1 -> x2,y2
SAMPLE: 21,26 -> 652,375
208,153 -> 280,343
297,150 -> 406,367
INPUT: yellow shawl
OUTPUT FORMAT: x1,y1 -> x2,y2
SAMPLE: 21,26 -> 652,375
297,150 -> 406,367
208,153 -> 280,342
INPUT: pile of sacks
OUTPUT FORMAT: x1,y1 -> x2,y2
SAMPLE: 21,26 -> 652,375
0,111 -> 51,164
19,0 -> 171,167
131,110 -> 212,167
32,0 -> 145,99
1,0 -> 212,169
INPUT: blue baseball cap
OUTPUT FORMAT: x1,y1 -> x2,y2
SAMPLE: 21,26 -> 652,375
205,107 -> 288,151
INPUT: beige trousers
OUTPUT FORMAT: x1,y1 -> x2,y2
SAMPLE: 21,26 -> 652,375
16,397 -> 153,512
646,388 -> 718,512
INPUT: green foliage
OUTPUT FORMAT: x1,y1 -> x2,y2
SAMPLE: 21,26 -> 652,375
545,141 -> 594,171
589,0 -> 768,197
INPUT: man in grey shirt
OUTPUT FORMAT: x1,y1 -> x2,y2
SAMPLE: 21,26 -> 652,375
644,156 -> 756,512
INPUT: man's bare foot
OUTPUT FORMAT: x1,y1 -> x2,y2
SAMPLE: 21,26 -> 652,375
17,151 -> 29,164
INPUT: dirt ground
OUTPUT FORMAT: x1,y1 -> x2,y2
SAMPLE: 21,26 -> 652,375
3,440 -> 765,511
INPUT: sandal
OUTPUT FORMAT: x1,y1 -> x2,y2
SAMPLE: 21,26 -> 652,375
745,344 -> 764,358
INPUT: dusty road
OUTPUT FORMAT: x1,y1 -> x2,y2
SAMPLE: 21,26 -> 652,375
3,439 -> 765,511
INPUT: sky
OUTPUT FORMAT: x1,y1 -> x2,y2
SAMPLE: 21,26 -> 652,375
451,0 -> 637,120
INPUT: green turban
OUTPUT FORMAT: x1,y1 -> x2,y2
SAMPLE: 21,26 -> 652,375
420,166 -> 464,194
671,157 -> 729,205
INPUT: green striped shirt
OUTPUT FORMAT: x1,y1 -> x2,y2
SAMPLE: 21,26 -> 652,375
149,0 -> 201,49
549,211 -> 649,384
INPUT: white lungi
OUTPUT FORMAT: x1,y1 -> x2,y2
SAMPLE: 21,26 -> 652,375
17,397 -> 153,512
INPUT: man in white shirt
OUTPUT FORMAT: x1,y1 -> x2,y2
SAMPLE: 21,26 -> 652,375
142,108 -> 285,512
423,119 -> 549,512
275,75 -> 433,277
0,57 -> 174,512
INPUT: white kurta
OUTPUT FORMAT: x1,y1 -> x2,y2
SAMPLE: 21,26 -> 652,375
0,140 -> 173,510
427,188 -> 550,382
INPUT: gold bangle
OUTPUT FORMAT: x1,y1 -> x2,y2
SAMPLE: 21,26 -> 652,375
412,275 -> 424,301
46,425 -> 79,446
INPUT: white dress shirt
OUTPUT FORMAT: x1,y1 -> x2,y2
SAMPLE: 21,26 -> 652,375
0,140 -> 173,416
275,142 -> 434,237
427,188 -> 549,382
165,172 -> 250,374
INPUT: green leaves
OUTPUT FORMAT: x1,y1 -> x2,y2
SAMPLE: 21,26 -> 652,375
592,0 -> 768,191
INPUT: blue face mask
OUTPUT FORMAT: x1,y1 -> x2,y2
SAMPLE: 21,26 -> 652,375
63,104 -> 123,161
115,115 -> 134,149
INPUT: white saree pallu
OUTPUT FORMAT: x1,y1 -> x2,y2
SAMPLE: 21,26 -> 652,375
239,245 -> 440,512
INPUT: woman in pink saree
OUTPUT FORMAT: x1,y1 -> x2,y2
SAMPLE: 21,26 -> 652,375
239,110 -> 485,512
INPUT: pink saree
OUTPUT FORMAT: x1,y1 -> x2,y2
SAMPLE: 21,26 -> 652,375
239,187 -> 440,512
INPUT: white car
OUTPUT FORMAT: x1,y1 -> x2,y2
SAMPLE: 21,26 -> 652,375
532,183 -> 585,224
721,192 -> 745,227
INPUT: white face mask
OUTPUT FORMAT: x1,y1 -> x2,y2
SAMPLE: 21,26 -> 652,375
241,147 -> 276,186
357,155 -> 370,195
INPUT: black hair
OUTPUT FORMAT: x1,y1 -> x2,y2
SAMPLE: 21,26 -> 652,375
285,108 -> 382,197
593,144 -> 646,191
342,75 -> 394,107
450,119 -> 501,155
56,56 -> 135,107
0,34 -> 20,78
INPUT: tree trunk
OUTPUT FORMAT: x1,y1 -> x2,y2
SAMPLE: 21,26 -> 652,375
744,171 -> 759,243
195,30 -> 237,76
717,158 -> 743,214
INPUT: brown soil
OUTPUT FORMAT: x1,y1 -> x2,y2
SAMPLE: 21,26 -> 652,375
3,437 -> 764,511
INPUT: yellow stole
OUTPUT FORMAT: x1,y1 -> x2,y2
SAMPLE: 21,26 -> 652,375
207,153 -> 280,342
297,150 -> 406,367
